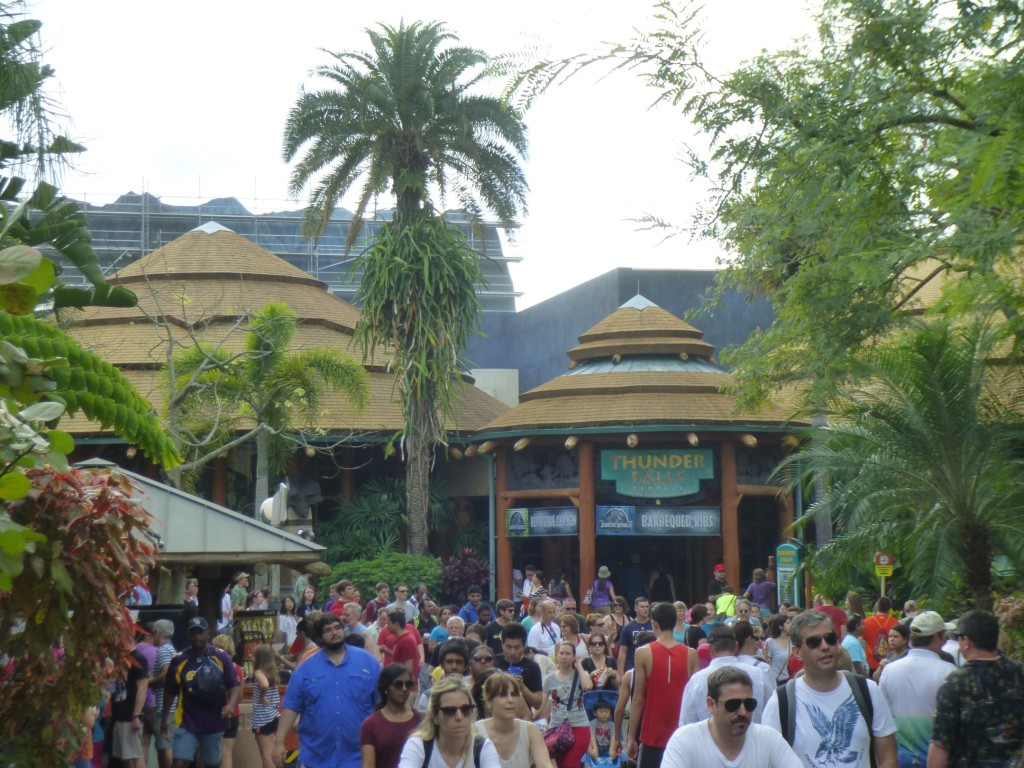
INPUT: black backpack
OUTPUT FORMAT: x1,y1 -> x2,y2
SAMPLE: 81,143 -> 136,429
777,670 -> 876,768
421,736 -> 485,768
189,654 -> 227,705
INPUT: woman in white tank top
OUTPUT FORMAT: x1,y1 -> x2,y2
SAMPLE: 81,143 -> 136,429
477,672 -> 552,768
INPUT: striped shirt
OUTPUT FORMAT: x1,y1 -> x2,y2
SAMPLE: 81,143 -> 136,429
251,681 -> 280,728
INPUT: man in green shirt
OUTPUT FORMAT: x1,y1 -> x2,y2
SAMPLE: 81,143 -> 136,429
230,571 -> 250,615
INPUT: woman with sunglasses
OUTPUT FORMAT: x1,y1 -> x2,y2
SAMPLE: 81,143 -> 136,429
361,663 -> 421,768
540,640 -> 594,768
399,676 -> 500,768
581,632 -> 618,691
477,672 -> 553,768
609,597 -> 629,632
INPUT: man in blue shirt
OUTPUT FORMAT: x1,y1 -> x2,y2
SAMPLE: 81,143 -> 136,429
458,584 -> 489,624
273,614 -> 380,768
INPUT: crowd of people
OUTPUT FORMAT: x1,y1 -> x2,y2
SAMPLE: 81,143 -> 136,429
100,565 -> 1024,768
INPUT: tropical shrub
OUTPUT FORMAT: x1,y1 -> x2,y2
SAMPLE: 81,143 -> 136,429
323,551 -> 442,604
440,547 -> 490,606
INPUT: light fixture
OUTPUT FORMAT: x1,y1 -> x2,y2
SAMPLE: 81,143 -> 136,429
626,433 -> 639,448
513,437 -> 532,451
464,444 -> 478,458
449,446 -> 464,459
304,446 -> 316,457
564,435 -> 578,450
686,432 -> 699,447
740,433 -> 757,448
478,440 -> 497,454
125,445 -> 137,459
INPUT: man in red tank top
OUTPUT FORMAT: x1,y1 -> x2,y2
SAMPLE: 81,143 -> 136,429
627,602 -> 700,768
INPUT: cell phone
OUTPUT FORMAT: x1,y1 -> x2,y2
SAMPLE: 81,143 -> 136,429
507,665 -> 522,676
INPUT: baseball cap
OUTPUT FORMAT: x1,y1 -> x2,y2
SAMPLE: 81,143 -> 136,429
187,616 -> 209,632
714,564 -> 726,573
910,610 -> 954,636
234,571 -> 251,581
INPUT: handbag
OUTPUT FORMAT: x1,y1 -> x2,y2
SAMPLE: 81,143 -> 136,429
582,588 -> 594,606
544,671 -> 580,758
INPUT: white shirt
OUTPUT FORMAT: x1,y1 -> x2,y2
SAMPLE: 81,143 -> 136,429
527,621 -> 561,655
940,638 -> 965,665
398,735 -> 500,768
679,656 -> 773,726
662,721 -> 804,768
218,592 -> 232,630
762,675 -> 896,768
878,648 -> 955,763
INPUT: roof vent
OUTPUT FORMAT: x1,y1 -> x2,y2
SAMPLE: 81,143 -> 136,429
191,221 -> 233,234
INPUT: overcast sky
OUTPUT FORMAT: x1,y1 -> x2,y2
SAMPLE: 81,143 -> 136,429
32,1 -> 818,308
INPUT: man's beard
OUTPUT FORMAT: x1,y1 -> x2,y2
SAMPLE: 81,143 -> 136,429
322,636 -> 346,651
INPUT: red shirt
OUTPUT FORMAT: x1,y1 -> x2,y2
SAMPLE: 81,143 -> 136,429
391,630 -> 421,686
862,613 -> 898,670
639,642 -> 692,747
819,605 -> 849,640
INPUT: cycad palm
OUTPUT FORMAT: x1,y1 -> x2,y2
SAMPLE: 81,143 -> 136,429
175,302 -> 369,511
284,21 -> 528,554
782,319 -> 1024,611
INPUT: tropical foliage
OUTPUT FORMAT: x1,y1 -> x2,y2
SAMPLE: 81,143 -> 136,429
285,21 -> 528,554
509,0 -> 1024,408
172,301 -> 369,508
780,320 -> 1024,612
323,551 -> 443,606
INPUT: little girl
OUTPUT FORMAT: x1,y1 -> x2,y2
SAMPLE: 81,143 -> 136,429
251,644 -> 281,768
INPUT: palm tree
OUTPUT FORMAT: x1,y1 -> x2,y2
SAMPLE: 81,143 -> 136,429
781,318 -> 1024,611
284,21 -> 528,554
174,302 -> 369,510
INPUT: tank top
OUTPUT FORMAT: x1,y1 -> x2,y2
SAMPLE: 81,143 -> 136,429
478,720 -> 531,768
639,642 -> 691,748
251,681 -> 280,728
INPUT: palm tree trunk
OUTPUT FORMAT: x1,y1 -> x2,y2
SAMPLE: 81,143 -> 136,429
254,426 -> 270,516
963,526 -> 994,610
405,401 -> 432,556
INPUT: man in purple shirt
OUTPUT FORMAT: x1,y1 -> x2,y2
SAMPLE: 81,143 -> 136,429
161,616 -> 241,768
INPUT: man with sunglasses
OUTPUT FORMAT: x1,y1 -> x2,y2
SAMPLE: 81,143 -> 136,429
762,611 -> 897,768
663,667 -> 802,767
484,599 -> 517,660
273,614 -> 380,768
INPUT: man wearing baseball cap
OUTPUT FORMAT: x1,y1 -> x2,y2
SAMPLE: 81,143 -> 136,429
230,572 -> 250,617
928,609 -> 1024,767
878,610 -> 956,767
161,616 -> 241,768
707,563 -> 731,603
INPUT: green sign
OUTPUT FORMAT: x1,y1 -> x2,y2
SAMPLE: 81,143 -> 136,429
775,543 -> 801,607
505,507 -> 579,537
600,449 -> 715,498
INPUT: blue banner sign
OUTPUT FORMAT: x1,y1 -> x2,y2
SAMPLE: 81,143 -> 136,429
596,505 -> 720,536
506,507 -> 579,537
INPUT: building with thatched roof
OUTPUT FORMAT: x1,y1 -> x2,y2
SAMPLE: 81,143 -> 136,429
473,295 -> 807,604
61,222 -> 509,579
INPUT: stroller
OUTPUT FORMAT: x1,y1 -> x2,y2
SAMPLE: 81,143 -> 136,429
581,689 -> 624,768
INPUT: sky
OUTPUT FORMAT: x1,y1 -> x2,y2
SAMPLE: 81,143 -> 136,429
32,1 -> 819,309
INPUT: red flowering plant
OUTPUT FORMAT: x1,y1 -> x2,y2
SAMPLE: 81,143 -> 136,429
0,466 -> 157,766
440,547 -> 490,605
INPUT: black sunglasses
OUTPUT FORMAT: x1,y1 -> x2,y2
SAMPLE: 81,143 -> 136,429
473,655 -> 494,663
720,697 -> 758,713
589,640 -> 606,646
802,632 -> 838,649
438,704 -> 474,717
391,680 -> 415,690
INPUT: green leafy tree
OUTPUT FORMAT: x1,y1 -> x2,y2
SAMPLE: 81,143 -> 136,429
284,21 -> 528,554
512,0 -> 1024,407
780,319 -> 1024,612
174,301 -> 369,510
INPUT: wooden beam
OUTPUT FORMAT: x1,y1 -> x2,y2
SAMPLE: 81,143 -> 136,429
501,488 -> 580,502
721,439 -> 741,596
577,441 -> 595,615
736,484 -> 786,497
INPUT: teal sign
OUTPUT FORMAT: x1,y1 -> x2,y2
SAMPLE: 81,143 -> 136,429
506,507 -> 578,537
596,505 -> 720,536
776,543 -> 801,608
601,449 -> 715,497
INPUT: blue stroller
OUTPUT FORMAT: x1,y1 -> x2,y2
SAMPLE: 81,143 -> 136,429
582,690 -> 624,768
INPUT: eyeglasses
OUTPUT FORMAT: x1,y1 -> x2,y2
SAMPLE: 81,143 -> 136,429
719,698 -> 758,713
589,641 -> 606,647
802,632 -> 838,649
438,705 -> 474,717
473,655 -> 494,663
391,680 -> 415,690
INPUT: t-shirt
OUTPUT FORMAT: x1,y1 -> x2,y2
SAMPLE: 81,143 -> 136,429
591,717 -> 613,755
618,619 -> 654,671
544,671 -> 589,728
527,621 -> 561,654
877,648 -> 955,766
360,710 -> 421,768
484,621 -> 508,659
136,643 -> 158,708
861,614 -> 897,671
153,641 -> 177,712
398,735 -> 500,768
112,649 -> 149,722
762,675 -> 896,768
662,721 -> 804,768
744,581 -> 776,611
931,655 -> 1024,767
497,657 -> 543,696
841,634 -> 868,672
817,606 -> 848,639
392,631 -> 421,686
165,646 -> 241,736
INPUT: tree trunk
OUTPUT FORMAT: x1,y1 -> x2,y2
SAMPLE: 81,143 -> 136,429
254,426 -> 270,517
405,402 -> 432,556
963,525 -> 993,611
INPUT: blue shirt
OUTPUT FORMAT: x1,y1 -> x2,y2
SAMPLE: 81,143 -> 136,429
842,633 -> 869,670
282,646 -> 380,768
458,600 -> 489,624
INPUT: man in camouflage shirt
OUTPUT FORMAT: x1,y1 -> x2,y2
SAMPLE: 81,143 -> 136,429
928,609 -> 1024,767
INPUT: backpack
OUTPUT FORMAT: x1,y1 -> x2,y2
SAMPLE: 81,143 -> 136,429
189,654 -> 227,706
777,670 -> 875,768
421,735 -> 485,768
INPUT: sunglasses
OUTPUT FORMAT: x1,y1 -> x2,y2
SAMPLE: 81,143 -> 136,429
438,705 -> 474,717
802,632 -> 838,649
391,680 -> 415,690
720,698 -> 758,713
473,655 -> 494,663
589,641 -> 606,647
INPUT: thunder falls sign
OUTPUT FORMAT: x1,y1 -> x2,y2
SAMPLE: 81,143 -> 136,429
600,449 -> 715,498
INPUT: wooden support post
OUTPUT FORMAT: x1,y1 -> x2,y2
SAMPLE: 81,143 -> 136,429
578,441 -> 595,614
721,439 -> 741,596
495,448 -> 512,601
